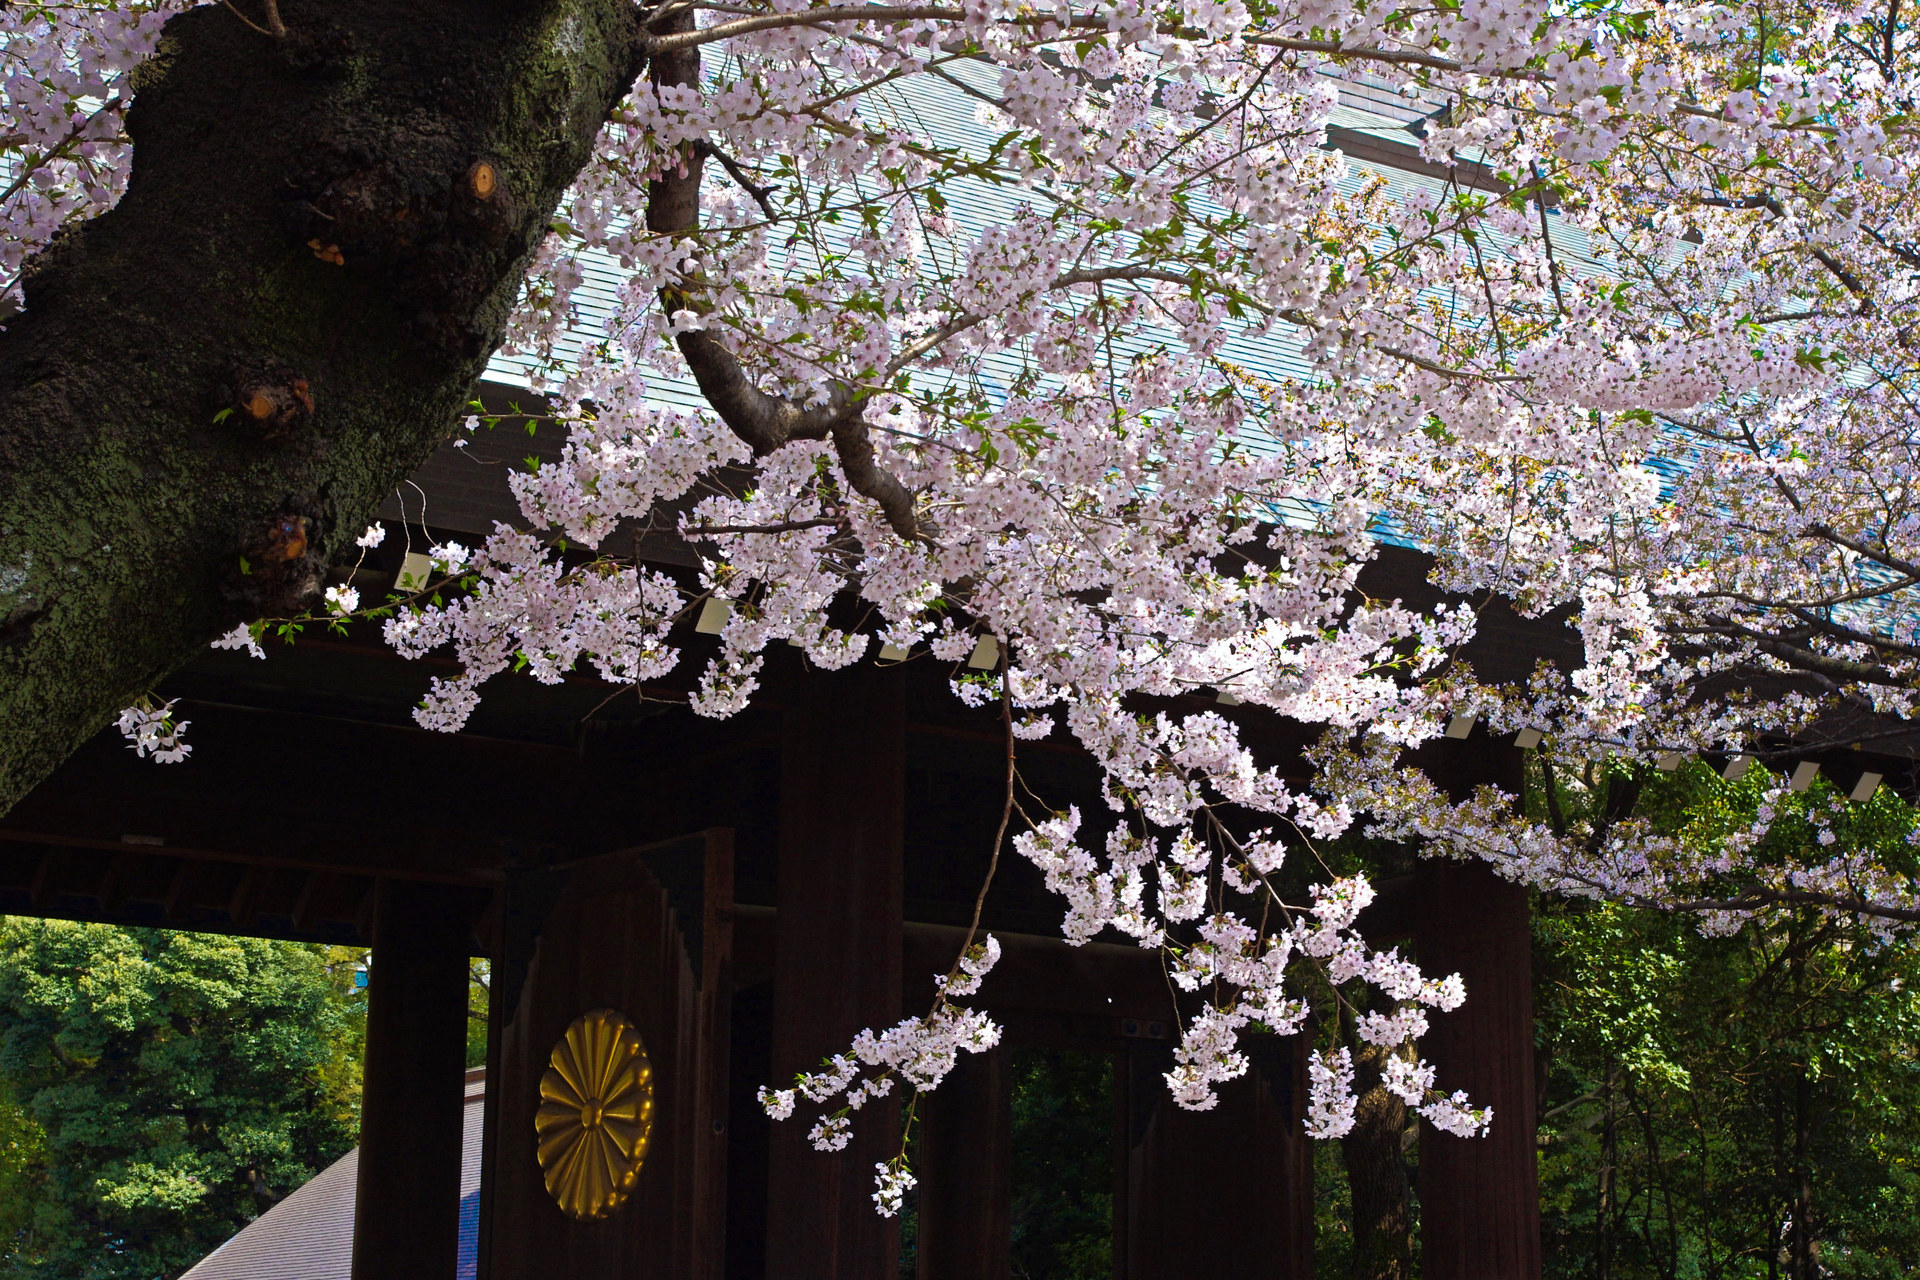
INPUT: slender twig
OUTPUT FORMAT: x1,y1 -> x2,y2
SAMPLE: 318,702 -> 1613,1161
222,0 -> 287,37
684,518 -> 845,536
957,642 -> 1017,960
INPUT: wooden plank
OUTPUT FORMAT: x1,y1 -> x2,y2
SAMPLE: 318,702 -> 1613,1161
765,666 -> 906,1278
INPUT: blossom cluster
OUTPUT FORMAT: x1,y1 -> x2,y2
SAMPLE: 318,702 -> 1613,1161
0,2 -> 183,300
114,697 -> 189,763
756,937 -> 1006,1213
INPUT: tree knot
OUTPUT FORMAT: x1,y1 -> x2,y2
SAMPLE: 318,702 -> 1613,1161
230,366 -> 315,441
227,505 -> 326,619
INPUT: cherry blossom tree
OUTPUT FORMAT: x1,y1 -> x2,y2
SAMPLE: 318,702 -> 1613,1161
10,0 -> 1920,1207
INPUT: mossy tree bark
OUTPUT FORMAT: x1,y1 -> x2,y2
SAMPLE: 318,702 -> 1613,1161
0,0 -> 644,813
1340,1035 -> 1415,1280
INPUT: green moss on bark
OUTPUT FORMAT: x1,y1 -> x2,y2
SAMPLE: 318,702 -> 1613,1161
0,0 -> 645,812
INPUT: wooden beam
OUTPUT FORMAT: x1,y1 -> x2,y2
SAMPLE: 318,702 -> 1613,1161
1,700 -> 648,887
354,880 -> 378,942
25,847 -> 53,910
1412,734 -> 1540,1280
1355,873 -> 1417,945
227,866 -> 262,928
290,871 -> 332,933
162,858 -> 197,921
901,919 -> 1171,1024
693,829 -> 737,1277
93,849 -> 139,914
1120,1033 -> 1314,1278
733,909 -> 1175,1026
1414,858 -> 1539,1280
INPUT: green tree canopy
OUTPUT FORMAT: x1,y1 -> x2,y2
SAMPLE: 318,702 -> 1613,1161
0,921 -> 363,1279
1534,769 -> 1920,1279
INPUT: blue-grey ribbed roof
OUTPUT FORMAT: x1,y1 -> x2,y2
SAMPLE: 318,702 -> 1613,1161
476,63 -> 1633,557
484,64 -> 1611,408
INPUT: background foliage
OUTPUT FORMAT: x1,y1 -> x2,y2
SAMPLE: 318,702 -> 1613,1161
0,922 -> 366,1279
1008,1049 -> 1114,1280
1532,767 -> 1920,1280
1536,898 -> 1920,1280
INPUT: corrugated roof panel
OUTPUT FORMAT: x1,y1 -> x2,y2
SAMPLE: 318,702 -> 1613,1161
477,59 -> 1698,562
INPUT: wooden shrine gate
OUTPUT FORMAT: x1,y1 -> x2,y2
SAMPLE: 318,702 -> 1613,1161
0,644 -> 1569,1279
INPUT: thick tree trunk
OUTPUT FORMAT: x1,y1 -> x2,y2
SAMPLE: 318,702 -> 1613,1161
1340,1039 -> 1413,1280
0,0 -> 643,812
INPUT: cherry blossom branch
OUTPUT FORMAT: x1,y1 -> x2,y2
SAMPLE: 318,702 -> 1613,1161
693,139 -> 779,219
643,7 -> 1514,82
959,642 -> 1016,958
1684,593 -> 1920,660
683,517 -> 845,535
1635,887 -> 1920,926
220,0 -> 287,39
1803,523 -> 1920,582
646,6 -> 1842,146
644,28 -> 924,541
883,265 -> 1209,376
647,4 -> 966,50
0,96 -> 124,209
1674,618 -> 1911,688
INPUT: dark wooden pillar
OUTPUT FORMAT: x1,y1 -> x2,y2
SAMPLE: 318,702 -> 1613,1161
354,878 -> 473,1280
1412,732 -> 1540,1280
1414,859 -> 1538,1279
915,1045 -> 1012,1280
1121,1034 -> 1313,1279
766,665 -> 905,1278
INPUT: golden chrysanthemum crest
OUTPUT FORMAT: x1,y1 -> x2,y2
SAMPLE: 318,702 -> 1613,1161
534,1008 -> 655,1221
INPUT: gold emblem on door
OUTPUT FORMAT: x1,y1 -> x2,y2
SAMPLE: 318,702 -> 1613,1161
534,1008 -> 655,1220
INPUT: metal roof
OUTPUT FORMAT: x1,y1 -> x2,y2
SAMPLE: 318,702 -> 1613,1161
483,62 -> 1598,405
